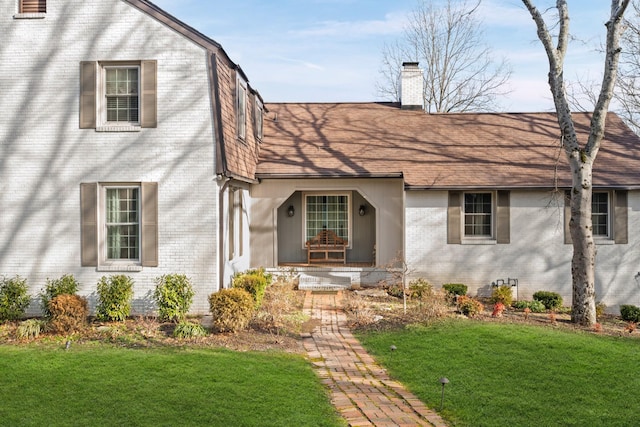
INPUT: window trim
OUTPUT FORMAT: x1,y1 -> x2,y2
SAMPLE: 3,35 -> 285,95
15,0 -> 46,17
462,191 -> 495,242
592,191 -> 611,240
102,65 -> 140,126
99,184 -> 142,267
302,192 -> 352,249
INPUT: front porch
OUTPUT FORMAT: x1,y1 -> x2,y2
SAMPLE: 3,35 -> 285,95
269,264 -> 391,290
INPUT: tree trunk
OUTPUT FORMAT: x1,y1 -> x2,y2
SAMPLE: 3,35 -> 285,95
568,152 -> 596,325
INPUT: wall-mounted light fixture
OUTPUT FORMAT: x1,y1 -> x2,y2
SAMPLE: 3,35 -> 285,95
287,205 -> 295,217
359,205 -> 366,216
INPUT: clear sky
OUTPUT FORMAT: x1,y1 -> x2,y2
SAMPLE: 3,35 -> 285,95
152,0 -> 614,112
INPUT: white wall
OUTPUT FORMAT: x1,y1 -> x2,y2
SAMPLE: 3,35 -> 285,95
406,190 -> 640,312
0,0 -> 218,314
250,178 -> 404,268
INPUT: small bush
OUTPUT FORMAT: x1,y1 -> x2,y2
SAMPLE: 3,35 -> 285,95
595,302 -> 607,319
0,276 -> 30,322
457,295 -> 484,317
442,283 -> 468,296
384,283 -> 405,299
208,288 -> 255,333
153,274 -> 195,323
408,278 -> 433,299
40,274 -> 80,318
48,294 -> 89,333
173,321 -> 208,339
533,291 -> 563,310
620,305 -> 640,323
491,285 -> 514,306
16,319 -> 46,339
96,275 -> 134,322
232,270 -> 270,308
513,300 -> 546,313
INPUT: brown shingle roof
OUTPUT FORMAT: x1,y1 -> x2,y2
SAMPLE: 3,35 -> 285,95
257,102 -> 640,189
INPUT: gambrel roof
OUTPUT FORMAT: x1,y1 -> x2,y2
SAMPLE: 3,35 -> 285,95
257,102 -> 640,189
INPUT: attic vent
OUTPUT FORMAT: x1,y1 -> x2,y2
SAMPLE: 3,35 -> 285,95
20,0 -> 46,13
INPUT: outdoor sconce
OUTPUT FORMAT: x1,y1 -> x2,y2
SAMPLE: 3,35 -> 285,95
287,205 -> 295,217
359,205 -> 366,216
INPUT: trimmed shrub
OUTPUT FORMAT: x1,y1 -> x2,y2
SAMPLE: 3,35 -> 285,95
442,283 -> 467,296
491,285 -> 513,306
173,321 -> 208,339
153,274 -> 195,323
513,300 -> 546,313
16,319 -> 46,339
40,274 -> 80,318
0,276 -> 30,322
620,305 -> 640,323
408,278 -> 434,299
232,269 -> 271,308
457,295 -> 484,317
208,288 -> 254,333
96,275 -> 134,322
533,291 -> 563,310
48,294 -> 89,333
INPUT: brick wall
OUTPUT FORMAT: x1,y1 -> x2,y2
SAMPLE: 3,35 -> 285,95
405,190 -> 640,312
0,0 -> 220,314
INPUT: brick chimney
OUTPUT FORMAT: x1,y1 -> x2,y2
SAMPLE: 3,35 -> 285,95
400,62 -> 424,110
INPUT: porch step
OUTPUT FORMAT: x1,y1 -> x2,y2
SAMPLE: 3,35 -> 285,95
298,273 -> 351,291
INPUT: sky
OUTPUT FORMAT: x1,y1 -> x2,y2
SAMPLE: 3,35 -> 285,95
152,0 -> 615,112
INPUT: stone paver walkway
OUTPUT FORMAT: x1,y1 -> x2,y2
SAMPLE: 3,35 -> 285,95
302,290 -> 448,427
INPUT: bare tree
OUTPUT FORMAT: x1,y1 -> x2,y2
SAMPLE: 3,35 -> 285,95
522,0 -> 631,326
376,0 -> 511,112
617,1 -> 640,134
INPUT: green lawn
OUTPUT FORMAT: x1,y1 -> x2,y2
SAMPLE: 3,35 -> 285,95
357,320 -> 640,427
0,343 -> 344,427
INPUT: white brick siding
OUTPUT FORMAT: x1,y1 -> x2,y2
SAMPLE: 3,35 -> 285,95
0,0 -> 219,315
406,190 -> 640,312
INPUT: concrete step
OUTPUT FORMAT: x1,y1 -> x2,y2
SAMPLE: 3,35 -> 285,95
298,273 -> 351,291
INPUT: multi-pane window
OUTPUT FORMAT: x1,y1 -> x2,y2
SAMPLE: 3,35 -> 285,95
105,67 -> 139,123
237,79 -> 247,139
305,194 -> 349,242
592,192 -> 609,237
255,100 -> 264,140
106,187 -> 139,260
464,193 -> 492,237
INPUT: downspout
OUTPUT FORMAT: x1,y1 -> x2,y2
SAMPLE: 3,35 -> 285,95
209,51 -> 229,292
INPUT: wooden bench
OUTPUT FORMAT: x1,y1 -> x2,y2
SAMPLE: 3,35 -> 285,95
305,230 -> 347,264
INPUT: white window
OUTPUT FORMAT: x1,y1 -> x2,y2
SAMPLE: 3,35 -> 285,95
592,192 -> 610,238
255,100 -> 264,140
304,193 -> 350,244
104,186 -> 140,262
463,192 -> 493,238
105,67 -> 139,124
237,78 -> 247,139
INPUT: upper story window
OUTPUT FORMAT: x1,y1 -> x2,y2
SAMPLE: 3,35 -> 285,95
236,77 -> 247,140
14,0 -> 46,18
592,192 -> 610,238
20,0 -> 46,13
80,60 -> 157,131
255,100 -> 264,141
105,67 -> 139,124
463,192 -> 493,238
